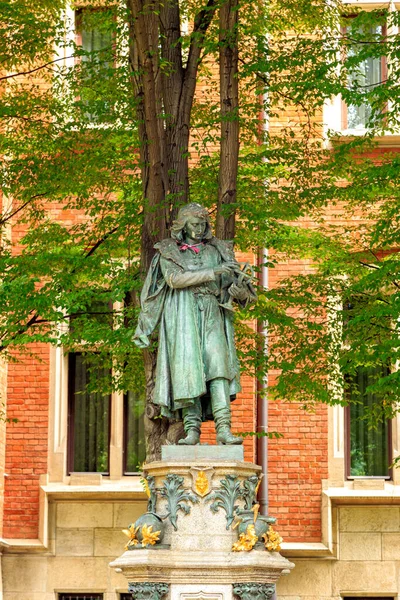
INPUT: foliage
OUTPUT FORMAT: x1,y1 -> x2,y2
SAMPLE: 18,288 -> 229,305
1,0 -> 400,434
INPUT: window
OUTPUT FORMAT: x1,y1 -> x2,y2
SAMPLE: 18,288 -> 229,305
59,595 -> 103,600
66,350 -> 146,476
78,11 -> 112,59
124,391 -> 146,473
66,295 -> 146,477
345,365 -> 391,478
120,595 -> 133,600
343,297 -> 392,478
75,8 -> 114,122
342,15 -> 387,130
67,353 -> 111,474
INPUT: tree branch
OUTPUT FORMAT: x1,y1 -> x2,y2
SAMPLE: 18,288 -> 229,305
182,0 -> 218,120
0,190 -> 58,227
0,225 -> 122,353
0,55 -> 76,82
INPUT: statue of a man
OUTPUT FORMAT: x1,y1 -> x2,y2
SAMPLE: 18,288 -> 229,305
134,203 -> 256,445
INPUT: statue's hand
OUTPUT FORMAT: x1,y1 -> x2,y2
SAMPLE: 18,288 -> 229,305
229,283 -> 249,302
214,261 -> 237,276
133,333 -> 150,348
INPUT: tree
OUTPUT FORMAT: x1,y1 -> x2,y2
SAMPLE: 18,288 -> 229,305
1,0 -> 400,459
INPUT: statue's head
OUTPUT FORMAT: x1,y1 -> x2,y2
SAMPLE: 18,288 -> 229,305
171,203 -> 213,242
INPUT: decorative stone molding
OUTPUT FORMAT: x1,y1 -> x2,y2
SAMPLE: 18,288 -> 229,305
207,474 -> 242,529
178,592 -> 224,600
110,548 -> 294,584
110,456 -> 295,597
189,467 -> 215,497
144,475 -> 158,513
160,473 -> 200,530
241,475 -> 260,510
233,583 -> 276,600
207,474 -> 265,529
128,582 -> 169,600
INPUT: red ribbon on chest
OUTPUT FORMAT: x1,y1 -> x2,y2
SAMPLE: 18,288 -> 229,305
179,243 -> 203,254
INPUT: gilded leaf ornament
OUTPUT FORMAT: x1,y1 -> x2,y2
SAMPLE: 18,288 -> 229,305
142,478 -> 151,499
141,524 -> 161,547
252,503 -> 260,523
195,471 -> 210,496
242,474 -> 262,510
142,475 -> 157,513
263,526 -> 283,552
232,524 -> 258,552
122,524 -> 139,549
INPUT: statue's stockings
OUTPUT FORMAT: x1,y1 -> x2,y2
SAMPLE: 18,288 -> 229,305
181,378 -> 241,444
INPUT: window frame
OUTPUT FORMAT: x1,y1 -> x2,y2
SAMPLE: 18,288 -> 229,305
327,283 -> 395,483
340,14 -> 388,132
73,6 -> 117,126
322,2 -> 398,139
123,391 -> 146,475
344,402 -> 393,480
58,594 -> 104,600
74,7 -> 115,60
67,352 -> 112,476
341,294 -> 393,480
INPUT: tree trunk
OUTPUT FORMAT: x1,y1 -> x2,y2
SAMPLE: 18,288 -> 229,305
216,0 -> 239,241
160,0 -> 188,214
127,0 -> 168,272
126,0 -> 223,460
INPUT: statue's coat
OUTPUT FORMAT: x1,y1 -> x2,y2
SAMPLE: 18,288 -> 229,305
134,238 -> 254,419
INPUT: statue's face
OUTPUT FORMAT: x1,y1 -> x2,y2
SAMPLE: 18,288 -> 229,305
183,217 -> 207,242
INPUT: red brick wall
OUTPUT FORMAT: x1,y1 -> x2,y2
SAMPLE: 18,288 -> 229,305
3,345 -> 49,539
200,250 -> 258,463
268,394 -> 328,542
264,253 -> 329,542
0,357 -> 8,538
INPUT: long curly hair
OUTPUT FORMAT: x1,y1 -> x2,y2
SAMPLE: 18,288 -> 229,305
170,203 -> 213,242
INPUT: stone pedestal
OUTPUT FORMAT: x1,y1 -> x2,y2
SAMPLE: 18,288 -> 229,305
110,447 -> 294,600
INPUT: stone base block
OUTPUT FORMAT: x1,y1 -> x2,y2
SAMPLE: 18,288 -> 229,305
161,446 -> 244,462
110,452 -> 294,600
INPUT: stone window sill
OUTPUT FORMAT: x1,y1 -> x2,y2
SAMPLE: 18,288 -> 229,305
330,133 -> 400,148
41,479 -> 147,500
324,483 -> 400,505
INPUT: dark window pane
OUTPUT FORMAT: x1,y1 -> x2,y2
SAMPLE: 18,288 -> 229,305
120,595 -> 133,600
68,353 -> 111,474
345,22 -> 385,129
349,366 -> 390,477
124,391 -> 146,473
81,24 -> 112,60
76,9 -> 113,122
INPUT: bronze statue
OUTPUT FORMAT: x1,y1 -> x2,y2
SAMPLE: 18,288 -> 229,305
134,203 -> 256,445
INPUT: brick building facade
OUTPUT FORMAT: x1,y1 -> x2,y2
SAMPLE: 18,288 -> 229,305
1,1 -> 400,599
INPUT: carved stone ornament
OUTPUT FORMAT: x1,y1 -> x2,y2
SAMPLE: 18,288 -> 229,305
143,475 -> 158,513
128,582 -> 169,600
189,467 -> 214,497
207,474 -> 242,529
159,473 -> 200,530
241,474 -> 261,510
179,593 -> 224,600
233,583 -> 276,600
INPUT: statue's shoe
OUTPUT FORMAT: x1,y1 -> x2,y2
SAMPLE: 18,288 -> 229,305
178,431 -> 200,445
216,429 -> 243,445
